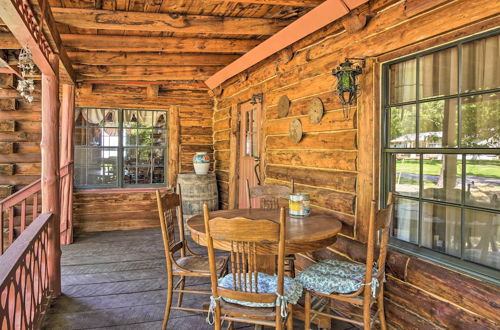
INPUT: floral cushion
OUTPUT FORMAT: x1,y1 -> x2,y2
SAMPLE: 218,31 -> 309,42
217,272 -> 303,308
295,259 -> 379,297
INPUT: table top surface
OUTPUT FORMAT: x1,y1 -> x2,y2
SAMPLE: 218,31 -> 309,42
186,208 -> 342,244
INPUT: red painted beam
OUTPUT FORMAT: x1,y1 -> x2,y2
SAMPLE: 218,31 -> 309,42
205,0 -> 369,89
0,0 -> 55,76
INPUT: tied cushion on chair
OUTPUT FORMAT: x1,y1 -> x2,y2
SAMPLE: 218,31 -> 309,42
296,259 -> 379,297
218,272 -> 303,307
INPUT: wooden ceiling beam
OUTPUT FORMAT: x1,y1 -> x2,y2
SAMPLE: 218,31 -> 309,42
203,0 -> 323,6
75,65 -> 222,81
79,80 -> 208,89
0,33 -> 19,49
68,52 -> 240,66
61,34 -> 260,53
32,0 -> 76,82
205,0 -> 368,88
52,7 -> 289,35
0,0 -> 55,76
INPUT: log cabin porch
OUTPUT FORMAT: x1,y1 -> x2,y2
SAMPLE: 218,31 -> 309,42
0,0 -> 499,329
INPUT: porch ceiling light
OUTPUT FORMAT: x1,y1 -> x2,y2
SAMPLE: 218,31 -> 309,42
332,57 -> 365,118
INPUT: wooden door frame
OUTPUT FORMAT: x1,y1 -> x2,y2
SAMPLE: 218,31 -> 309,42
228,97 -> 265,209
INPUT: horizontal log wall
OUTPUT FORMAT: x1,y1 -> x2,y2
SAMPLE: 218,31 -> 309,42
212,0 -> 499,327
0,73 -> 41,196
74,83 -> 213,232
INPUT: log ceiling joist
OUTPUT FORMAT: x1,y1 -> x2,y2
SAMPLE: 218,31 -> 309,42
32,0 -> 76,82
75,65 -> 222,81
51,8 -> 289,35
80,81 -> 208,90
68,52 -> 240,66
205,0 -> 368,88
61,34 -> 260,53
0,0 -> 55,76
0,50 -> 21,78
204,0 -> 323,6
0,33 -> 19,49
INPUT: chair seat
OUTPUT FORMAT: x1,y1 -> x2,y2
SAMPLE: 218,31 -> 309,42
296,259 -> 378,296
173,255 -> 228,276
218,272 -> 303,308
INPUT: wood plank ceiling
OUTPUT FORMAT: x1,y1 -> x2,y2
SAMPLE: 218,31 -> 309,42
41,0 -> 322,88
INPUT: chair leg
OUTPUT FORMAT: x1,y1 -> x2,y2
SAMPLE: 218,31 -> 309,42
162,273 -> 174,330
304,291 -> 311,330
362,297 -> 371,330
378,286 -> 387,330
177,276 -> 185,307
286,304 -> 293,330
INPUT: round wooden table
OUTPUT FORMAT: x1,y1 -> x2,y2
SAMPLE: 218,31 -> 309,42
187,208 -> 342,256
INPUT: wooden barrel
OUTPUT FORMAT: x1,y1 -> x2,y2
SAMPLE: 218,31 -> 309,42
177,172 -> 219,228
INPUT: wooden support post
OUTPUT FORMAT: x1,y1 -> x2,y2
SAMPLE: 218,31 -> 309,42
42,54 -> 61,296
59,83 -> 75,244
168,105 -> 180,188
228,103 -> 240,209
356,58 -> 377,243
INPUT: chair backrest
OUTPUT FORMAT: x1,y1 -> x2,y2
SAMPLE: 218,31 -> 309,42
156,187 -> 186,268
364,192 -> 394,290
246,179 -> 294,209
203,204 -> 287,306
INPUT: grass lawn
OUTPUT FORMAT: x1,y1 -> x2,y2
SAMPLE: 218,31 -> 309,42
396,159 -> 500,179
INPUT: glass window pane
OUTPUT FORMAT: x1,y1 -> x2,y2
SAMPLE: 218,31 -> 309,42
465,155 -> 500,210
74,148 -> 86,166
419,47 -> 458,99
464,209 -> 500,270
419,99 -> 458,148
124,165 -> 136,185
137,149 -> 151,166
137,129 -> 153,146
103,109 -> 118,127
461,93 -> 500,148
389,59 -> 417,104
124,110 -> 138,128
123,128 -> 137,146
421,202 -> 461,257
155,112 -> 167,128
423,154 -> 462,203
388,105 -> 416,148
74,167 -> 86,186
75,110 -> 85,127
461,34 -> 500,93
153,129 -> 166,146
84,148 -> 118,186
152,149 -> 165,184
101,129 -> 119,147
392,153 -> 420,197
393,197 -> 419,244
75,127 -> 86,145
136,167 -> 151,184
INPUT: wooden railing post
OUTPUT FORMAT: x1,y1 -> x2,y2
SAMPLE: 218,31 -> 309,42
59,83 -> 75,245
41,54 -> 61,296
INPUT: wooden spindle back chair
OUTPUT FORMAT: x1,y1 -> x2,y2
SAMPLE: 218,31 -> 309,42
203,205 -> 292,330
156,188 -> 228,330
246,178 -> 294,209
246,178 -> 296,276
304,192 -> 394,330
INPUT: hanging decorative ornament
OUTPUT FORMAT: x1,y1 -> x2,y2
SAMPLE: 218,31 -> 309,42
16,46 -> 37,103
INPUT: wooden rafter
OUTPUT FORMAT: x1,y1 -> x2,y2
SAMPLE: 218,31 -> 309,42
51,8 -> 289,35
0,33 -> 19,49
205,0 -> 368,88
61,34 -> 260,53
0,50 -> 21,78
0,0 -> 55,76
202,0 -> 323,6
32,0 -> 75,82
68,52 -> 240,66
75,65 -> 222,81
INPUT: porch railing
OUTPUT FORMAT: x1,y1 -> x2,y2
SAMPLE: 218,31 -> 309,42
0,162 -> 73,255
0,213 -> 53,329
